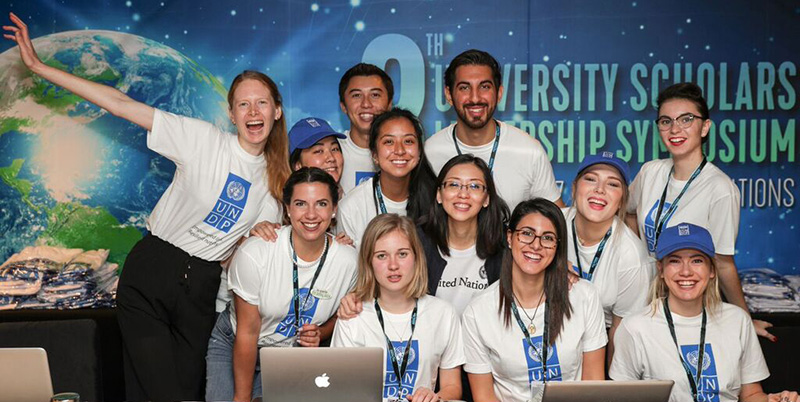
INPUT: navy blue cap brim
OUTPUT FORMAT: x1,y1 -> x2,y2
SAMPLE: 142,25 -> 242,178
577,160 -> 630,184
291,131 -> 347,153
656,242 -> 715,260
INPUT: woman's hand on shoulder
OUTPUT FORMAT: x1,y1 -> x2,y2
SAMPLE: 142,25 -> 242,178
3,13 -> 43,72
336,292 -> 363,320
335,232 -> 355,247
565,260 -> 580,289
250,220 -> 281,242
768,391 -> 799,402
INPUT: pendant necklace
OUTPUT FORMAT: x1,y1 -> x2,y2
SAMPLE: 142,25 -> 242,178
513,288 -> 545,334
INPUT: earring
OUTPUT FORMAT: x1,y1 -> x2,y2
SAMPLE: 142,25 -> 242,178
332,213 -> 336,219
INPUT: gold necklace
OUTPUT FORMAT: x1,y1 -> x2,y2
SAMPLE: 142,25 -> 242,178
513,289 -> 546,334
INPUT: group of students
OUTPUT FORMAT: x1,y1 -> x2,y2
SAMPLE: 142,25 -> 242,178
4,12 -> 798,402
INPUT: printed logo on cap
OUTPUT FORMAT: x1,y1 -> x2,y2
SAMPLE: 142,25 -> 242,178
678,224 -> 691,236
602,151 -> 614,158
306,118 -> 321,127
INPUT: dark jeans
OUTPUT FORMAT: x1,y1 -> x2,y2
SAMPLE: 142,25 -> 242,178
117,234 -> 221,401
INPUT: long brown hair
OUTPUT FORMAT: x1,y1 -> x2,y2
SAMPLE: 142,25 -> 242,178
498,198 -> 572,346
228,70 -> 291,201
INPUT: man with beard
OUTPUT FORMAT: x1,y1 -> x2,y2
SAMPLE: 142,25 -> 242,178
425,49 -> 564,211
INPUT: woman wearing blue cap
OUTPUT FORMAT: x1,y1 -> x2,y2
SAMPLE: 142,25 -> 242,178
562,152 -> 653,361
610,223 -> 798,402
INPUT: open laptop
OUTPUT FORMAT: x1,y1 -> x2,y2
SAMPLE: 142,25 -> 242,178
543,380 -> 674,402
260,347 -> 383,402
0,348 -> 54,402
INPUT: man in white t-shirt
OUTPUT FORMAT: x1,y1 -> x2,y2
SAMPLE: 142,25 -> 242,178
338,63 -> 394,194
425,49 -> 564,211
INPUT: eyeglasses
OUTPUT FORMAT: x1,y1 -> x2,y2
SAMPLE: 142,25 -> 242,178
513,229 -> 558,249
655,113 -> 704,132
441,180 -> 487,194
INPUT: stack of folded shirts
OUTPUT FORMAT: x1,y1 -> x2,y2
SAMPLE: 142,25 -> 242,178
740,268 -> 800,313
0,246 -> 120,310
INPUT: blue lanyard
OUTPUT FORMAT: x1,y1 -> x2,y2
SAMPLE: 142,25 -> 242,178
372,175 -> 388,215
452,120 -> 501,172
653,158 -> 707,250
511,296 -> 550,382
375,299 -> 418,392
571,219 -> 613,282
290,231 -> 330,332
663,297 -> 707,402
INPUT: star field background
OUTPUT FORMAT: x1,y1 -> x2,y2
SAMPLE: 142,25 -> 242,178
0,0 -> 797,273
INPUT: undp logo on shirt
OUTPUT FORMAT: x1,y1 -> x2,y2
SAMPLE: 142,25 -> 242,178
203,172 -> 251,233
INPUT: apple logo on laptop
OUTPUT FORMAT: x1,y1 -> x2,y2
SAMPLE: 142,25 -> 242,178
315,373 -> 331,388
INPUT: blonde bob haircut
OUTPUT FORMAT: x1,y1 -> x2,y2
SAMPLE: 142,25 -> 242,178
353,214 -> 429,302
648,252 -> 722,316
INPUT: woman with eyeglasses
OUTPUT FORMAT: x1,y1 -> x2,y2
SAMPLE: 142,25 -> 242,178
611,223 -> 798,402
336,108 -> 437,246
563,153 -> 652,361
625,82 -> 773,341
331,214 -> 464,402
462,198 -> 606,402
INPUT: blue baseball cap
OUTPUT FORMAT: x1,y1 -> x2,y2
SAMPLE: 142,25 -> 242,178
576,151 -> 631,183
288,117 -> 346,154
656,223 -> 716,260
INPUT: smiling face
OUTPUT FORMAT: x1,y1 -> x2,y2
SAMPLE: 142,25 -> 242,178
371,229 -> 416,296
507,212 -> 558,278
373,117 -> 420,180
436,162 -> 489,224
574,164 -> 625,224
295,136 -> 344,183
445,64 -> 503,130
659,249 -> 715,307
286,182 -> 335,243
228,78 -> 282,155
340,75 -> 392,138
657,98 -> 710,159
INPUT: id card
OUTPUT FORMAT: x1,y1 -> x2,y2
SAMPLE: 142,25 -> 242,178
529,380 -> 545,402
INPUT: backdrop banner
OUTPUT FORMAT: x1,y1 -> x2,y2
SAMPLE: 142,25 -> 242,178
0,0 -> 796,274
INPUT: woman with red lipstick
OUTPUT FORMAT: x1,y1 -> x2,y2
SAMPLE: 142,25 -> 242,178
4,14 -> 290,401
337,108 -> 437,246
462,199 -> 606,402
206,168 -> 358,402
562,153 -> 652,361
610,223 -> 797,402
626,82 -> 773,341
331,214 -> 464,402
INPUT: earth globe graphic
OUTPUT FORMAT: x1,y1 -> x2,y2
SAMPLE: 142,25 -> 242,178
0,30 -> 231,267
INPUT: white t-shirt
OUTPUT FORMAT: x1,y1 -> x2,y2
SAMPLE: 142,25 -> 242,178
562,207 -> 653,327
462,280 -> 607,402
336,177 -> 408,247
628,159 -> 740,256
610,301 -> 770,402
425,121 -> 561,212
339,130 -> 377,194
331,295 -> 465,402
146,109 -> 281,261
227,226 -> 357,347
436,245 -> 490,316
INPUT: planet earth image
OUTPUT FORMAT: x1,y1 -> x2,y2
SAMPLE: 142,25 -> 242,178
0,30 -> 231,268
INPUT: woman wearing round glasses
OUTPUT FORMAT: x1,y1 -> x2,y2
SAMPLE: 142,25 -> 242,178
336,108 -> 437,246
563,153 -> 652,361
462,198 -> 606,402
610,223 -> 798,402
625,83 -> 773,340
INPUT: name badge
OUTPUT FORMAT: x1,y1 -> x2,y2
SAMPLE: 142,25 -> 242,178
311,289 -> 331,300
529,380 -> 545,402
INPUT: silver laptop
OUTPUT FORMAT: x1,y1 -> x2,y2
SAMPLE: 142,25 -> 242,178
543,380 -> 674,402
260,347 -> 383,402
0,348 -> 54,402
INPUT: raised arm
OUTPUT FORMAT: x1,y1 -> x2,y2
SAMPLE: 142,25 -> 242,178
3,12 -> 154,130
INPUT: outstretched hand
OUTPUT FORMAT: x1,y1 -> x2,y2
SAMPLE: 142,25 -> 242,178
3,12 -> 43,71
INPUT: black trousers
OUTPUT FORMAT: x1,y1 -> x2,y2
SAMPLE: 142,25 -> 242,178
117,234 -> 222,402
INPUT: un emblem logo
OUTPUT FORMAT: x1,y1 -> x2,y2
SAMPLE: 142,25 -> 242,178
686,350 -> 711,371
394,344 -> 416,364
227,181 -> 246,201
527,342 -> 553,363
479,266 -> 487,280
